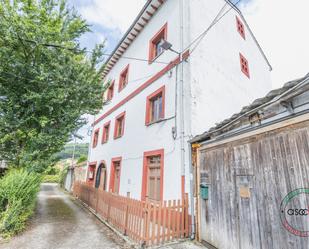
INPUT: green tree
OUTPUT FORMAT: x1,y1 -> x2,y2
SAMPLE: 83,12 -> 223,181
0,0 -> 106,171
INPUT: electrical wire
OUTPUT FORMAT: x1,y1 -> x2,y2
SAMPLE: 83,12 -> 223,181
17,38 -> 169,65
182,0 -> 242,55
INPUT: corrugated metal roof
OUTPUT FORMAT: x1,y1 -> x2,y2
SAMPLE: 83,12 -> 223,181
191,73 -> 309,143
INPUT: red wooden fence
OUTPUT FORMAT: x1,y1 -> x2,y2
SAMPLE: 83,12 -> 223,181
73,182 -> 189,246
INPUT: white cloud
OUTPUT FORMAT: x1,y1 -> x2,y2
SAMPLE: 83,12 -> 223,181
79,0 -> 145,34
240,0 -> 309,88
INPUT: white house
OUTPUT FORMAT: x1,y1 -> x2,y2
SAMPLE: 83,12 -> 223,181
86,0 -> 271,211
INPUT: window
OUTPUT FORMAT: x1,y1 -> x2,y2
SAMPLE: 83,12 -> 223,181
236,16 -> 245,39
149,23 -> 167,63
239,53 -> 250,78
118,65 -> 129,92
114,112 -> 125,139
107,81 -> 115,101
141,149 -> 164,202
109,157 -> 122,194
145,86 -> 165,125
92,128 -> 100,148
102,121 -> 111,144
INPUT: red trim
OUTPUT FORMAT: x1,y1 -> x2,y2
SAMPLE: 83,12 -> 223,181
109,157 -> 122,193
236,16 -> 246,40
107,80 -> 115,101
148,23 -> 168,63
113,111 -> 126,139
92,128 -> 100,148
93,52 -> 189,126
101,121 -> 111,144
141,149 -> 164,202
145,85 -> 165,125
239,53 -> 250,78
118,65 -> 130,92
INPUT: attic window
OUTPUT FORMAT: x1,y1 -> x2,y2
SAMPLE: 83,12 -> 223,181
236,16 -> 245,39
240,53 -> 250,78
149,23 -> 167,63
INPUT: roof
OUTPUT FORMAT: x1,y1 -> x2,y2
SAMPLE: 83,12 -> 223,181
102,0 -> 271,80
101,0 -> 166,79
191,73 -> 309,143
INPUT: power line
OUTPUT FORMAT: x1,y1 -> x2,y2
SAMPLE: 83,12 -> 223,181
182,0 -> 242,55
19,38 -> 169,65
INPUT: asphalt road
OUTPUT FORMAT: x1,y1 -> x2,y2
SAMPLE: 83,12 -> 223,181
0,183 -> 128,249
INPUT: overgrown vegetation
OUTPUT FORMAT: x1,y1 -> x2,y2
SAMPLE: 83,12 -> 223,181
0,0 -> 106,172
77,155 -> 87,164
42,174 -> 59,183
42,165 -> 60,183
59,166 -> 69,187
0,170 -> 41,237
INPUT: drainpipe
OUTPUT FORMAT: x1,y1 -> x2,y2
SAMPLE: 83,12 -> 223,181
188,142 -> 196,239
180,0 -> 196,239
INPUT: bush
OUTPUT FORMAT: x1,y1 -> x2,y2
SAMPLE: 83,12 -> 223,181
0,169 -> 41,237
77,155 -> 87,164
42,174 -> 59,183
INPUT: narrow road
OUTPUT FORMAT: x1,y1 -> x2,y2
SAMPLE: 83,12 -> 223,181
0,183 -> 128,249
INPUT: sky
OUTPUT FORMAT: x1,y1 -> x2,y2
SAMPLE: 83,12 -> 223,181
68,0 -> 309,142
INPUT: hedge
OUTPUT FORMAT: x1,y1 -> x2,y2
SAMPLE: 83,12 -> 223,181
0,169 -> 41,237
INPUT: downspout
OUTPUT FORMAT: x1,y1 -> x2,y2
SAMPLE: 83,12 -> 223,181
179,0 -> 186,191
188,142 -> 196,239
180,0 -> 196,240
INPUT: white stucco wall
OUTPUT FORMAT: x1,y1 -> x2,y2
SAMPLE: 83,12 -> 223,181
88,0 -> 272,204
89,0 -> 184,201
187,0 -> 272,136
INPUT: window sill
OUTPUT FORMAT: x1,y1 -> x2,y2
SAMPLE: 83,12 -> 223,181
101,141 -> 108,144
146,118 -> 166,126
114,135 -> 123,140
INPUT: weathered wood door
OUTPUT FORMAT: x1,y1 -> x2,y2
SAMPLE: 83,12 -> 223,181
146,155 -> 161,202
199,121 -> 309,249
113,162 -> 120,194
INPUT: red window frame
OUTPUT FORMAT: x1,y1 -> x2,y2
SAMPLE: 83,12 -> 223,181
109,157 -> 122,194
107,80 -> 115,101
102,121 -> 111,144
92,128 -> 100,148
87,162 -> 97,184
145,86 -> 165,125
239,53 -> 250,78
148,23 -> 168,63
114,111 -> 126,139
236,16 -> 245,40
141,149 -> 164,202
118,65 -> 129,92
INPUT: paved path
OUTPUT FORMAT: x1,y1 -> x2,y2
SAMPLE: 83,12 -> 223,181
0,183 -> 128,249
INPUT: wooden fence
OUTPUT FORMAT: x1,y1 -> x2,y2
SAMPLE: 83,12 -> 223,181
73,182 -> 189,246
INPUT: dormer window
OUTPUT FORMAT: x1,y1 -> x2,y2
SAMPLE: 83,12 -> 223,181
149,23 -> 167,63
118,65 -> 129,92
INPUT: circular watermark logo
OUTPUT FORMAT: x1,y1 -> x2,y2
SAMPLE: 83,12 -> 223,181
280,188 -> 309,237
